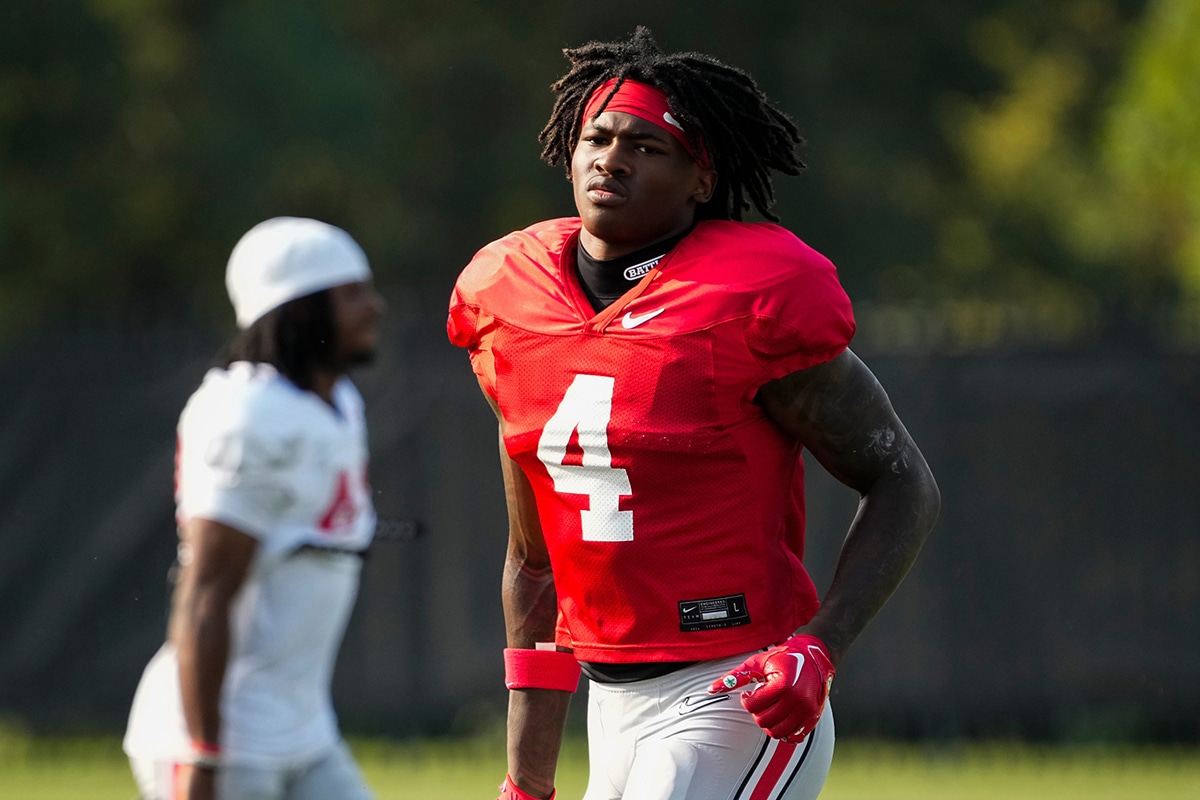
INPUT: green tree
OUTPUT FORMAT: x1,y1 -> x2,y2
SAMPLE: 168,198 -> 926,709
6,0 -> 1197,350
926,0 -> 1200,345
1103,0 -> 1200,300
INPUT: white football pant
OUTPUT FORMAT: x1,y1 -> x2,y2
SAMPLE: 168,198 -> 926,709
129,739 -> 373,800
583,651 -> 835,800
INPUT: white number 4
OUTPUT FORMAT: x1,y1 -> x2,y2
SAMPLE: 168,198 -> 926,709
536,374 -> 633,542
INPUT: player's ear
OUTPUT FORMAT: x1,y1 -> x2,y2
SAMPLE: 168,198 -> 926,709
692,167 -> 716,204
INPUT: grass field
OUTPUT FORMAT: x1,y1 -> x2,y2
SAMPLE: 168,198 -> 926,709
2,728 -> 1197,799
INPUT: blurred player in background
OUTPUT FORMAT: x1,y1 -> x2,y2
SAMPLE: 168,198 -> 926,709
124,217 -> 385,800
447,28 -> 941,800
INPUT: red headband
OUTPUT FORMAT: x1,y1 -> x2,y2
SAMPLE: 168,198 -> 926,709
582,78 -> 711,169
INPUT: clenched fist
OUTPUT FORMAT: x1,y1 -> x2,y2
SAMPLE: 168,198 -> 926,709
708,634 -> 835,743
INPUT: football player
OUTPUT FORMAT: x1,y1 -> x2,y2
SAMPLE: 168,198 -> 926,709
124,217 -> 385,800
448,28 -> 941,800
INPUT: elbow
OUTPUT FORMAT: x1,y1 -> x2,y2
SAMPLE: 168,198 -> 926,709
177,585 -> 233,643
914,459 -> 942,535
877,447 -> 940,538
502,547 -> 556,596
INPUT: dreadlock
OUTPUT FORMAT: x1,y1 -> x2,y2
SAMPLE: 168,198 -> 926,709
539,26 -> 804,222
217,289 -> 337,392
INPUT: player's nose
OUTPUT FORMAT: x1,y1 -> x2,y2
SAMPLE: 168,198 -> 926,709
594,145 -> 631,176
367,288 -> 386,318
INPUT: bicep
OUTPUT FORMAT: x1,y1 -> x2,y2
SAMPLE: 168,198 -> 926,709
759,349 -> 922,493
479,382 -> 559,647
178,518 -> 258,606
480,381 -> 550,571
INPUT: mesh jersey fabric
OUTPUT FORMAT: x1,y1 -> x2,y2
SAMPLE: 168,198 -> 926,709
448,218 -> 854,663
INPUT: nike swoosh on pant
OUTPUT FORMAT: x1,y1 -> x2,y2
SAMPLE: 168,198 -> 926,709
677,694 -> 732,715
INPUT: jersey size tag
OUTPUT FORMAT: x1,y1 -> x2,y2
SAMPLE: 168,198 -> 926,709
678,593 -> 751,632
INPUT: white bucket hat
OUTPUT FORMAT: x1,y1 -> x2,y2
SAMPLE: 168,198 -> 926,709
225,217 -> 372,328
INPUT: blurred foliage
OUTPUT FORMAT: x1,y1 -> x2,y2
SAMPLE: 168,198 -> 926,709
1103,0 -> 1200,295
2,0 -> 1197,347
935,0 -> 1200,344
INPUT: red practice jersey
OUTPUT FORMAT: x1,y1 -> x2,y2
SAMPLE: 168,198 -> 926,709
448,218 -> 855,663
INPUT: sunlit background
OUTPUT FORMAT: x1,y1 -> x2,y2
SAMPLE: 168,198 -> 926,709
2,0 -> 1198,797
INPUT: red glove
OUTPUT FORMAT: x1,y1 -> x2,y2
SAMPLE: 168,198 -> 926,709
707,634 -> 835,743
497,774 -> 555,800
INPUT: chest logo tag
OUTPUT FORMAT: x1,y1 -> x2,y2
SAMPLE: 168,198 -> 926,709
621,307 -> 665,329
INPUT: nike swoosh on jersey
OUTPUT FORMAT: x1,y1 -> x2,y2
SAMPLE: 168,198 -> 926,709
677,694 -> 731,715
621,307 -> 666,328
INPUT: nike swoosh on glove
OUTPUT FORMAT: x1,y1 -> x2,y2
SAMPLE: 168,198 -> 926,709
706,634 -> 835,743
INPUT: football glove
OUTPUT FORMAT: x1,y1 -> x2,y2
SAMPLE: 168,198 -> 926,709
707,634 -> 835,743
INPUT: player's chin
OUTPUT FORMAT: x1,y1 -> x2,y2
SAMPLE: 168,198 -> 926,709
580,204 -> 629,232
581,210 -> 653,250
338,343 -> 378,368
346,347 -> 377,367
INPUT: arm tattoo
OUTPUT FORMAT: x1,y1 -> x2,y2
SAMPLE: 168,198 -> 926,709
760,349 -> 910,492
760,349 -> 941,664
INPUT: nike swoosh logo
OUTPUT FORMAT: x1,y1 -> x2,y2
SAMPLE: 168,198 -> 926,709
681,605 -> 698,614
678,694 -> 731,715
621,308 -> 665,329
789,653 -> 805,686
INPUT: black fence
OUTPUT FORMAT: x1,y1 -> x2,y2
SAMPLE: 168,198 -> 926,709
1,320 -> 1196,741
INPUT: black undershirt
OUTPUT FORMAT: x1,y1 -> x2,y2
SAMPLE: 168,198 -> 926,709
575,228 -> 691,313
574,229 -> 699,683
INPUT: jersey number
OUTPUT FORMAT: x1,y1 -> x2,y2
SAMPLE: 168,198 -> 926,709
318,471 -> 357,532
536,374 -> 633,542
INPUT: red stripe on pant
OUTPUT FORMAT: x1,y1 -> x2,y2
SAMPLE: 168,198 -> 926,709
748,741 -> 798,800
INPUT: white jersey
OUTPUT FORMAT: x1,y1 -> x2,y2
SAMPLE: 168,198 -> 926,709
124,362 -> 376,768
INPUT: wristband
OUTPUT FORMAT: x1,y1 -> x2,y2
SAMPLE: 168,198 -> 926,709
190,740 -> 222,771
499,773 -> 555,800
503,646 -> 581,692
